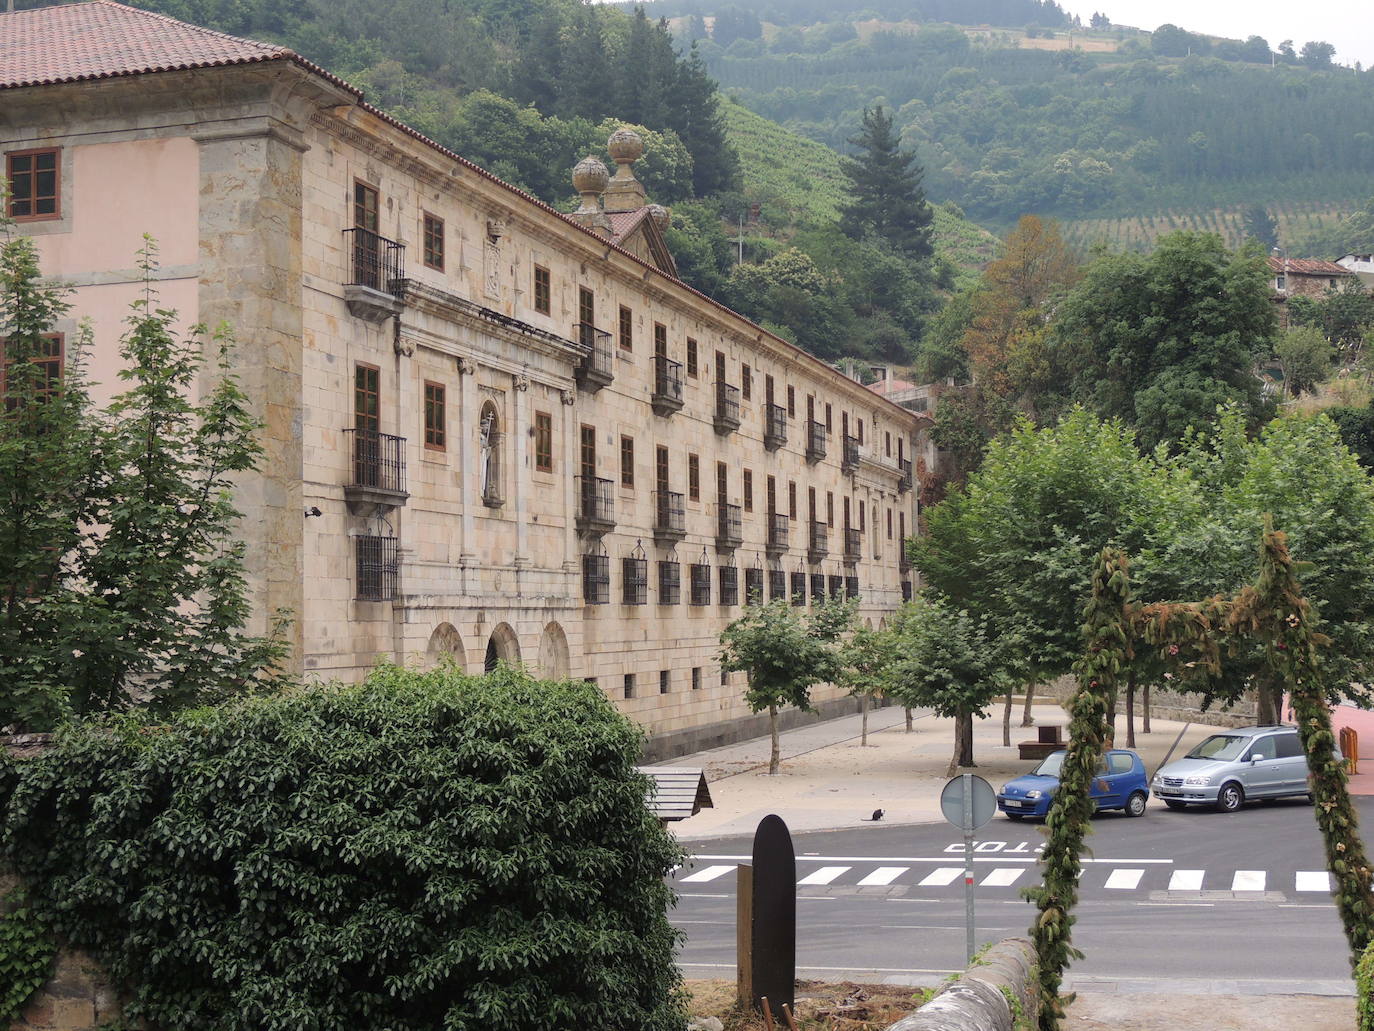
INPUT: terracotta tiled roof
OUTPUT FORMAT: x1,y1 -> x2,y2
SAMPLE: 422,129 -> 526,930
0,0 -> 357,94
606,209 -> 650,244
1267,256 -> 1354,277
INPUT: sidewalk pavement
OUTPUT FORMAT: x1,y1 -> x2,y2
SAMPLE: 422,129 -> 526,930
657,700 -> 1363,1026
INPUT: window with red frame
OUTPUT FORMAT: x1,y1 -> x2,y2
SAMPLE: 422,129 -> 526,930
2,333 -> 63,409
6,149 -> 59,221
422,213 -> 444,271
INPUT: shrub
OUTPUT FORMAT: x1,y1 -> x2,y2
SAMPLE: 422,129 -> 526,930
0,664 -> 685,1030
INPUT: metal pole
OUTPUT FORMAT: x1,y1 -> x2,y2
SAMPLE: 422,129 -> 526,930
962,772 -> 975,962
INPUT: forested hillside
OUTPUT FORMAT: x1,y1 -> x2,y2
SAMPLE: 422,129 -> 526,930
641,1 -> 1374,249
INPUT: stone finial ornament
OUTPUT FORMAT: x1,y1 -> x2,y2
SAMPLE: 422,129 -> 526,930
646,203 -> 670,231
607,126 -> 645,165
571,156 -> 612,235
603,126 -> 648,214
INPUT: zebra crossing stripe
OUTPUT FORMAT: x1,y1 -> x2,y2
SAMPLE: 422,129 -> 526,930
1296,871 -> 1332,892
1232,870 -> 1266,891
798,866 -> 850,886
679,865 -> 733,883
857,866 -> 908,886
1104,868 -> 1144,890
1169,870 -> 1205,891
981,868 -> 1025,887
919,867 -> 963,886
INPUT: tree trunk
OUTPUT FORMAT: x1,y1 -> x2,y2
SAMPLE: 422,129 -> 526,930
1125,671 -> 1136,749
860,692 -> 870,746
1256,675 -> 1279,726
958,709 -> 976,768
905,706 -> 913,732
1142,681 -> 1151,734
768,704 -> 780,775
1021,681 -> 1037,726
945,722 -> 961,777
1002,691 -> 1013,747
1106,690 -> 1117,748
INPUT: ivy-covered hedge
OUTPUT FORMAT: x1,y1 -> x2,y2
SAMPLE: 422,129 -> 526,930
0,664 -> 685,1030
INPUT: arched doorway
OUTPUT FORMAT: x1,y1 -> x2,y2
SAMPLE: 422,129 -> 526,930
427,623 -> 465,670
538,622 -> 570,679
484,622 -> 520,673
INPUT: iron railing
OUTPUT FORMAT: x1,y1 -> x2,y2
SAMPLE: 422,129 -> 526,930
899,458 -> 913,493
828,574 -> 844,600
806,419 -> 827,461
767,512 -> 789,553
845,575 -> 860,600
658,560 -> 681,604
844,527 -> 862,562
345,429 -> 407,495
716,503 -> 743,549
583,553 -> 610,604
355,534 -> 398,601
652,355 -> 684,412
808,520 -> 828,561
623,556 -> 648,605
745,567 -> 765,603
843,434 -> 862,472
769,569 -> 788,601
790,571 -> 807,606
902,581 -> 913,602
576,475 -> 615,530
714,381 -> 740,433
765,403 -> 788,450
654,489 -> 686,539
343,227 -> 404,294
810,572 -> 826,603
574,321 -> 614,389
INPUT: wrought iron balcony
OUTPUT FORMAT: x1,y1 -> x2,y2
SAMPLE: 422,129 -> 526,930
766,512 -> 789,554
355,534 -> 398,601
716,503 -> 743,551
765,403 -> 788,451
714,381 -> 740,434
842,434 -> 862,473
806,419 -> 827,462
343,227 -> 405,322
575,475 -> 615,535
343,429 -> 409,515
573,321 -> 614,392
898,458 -> 913,493
651,355 -> 684,417
844,527 -> 862,563
653,489 -> 686,542
808,520 -> 828,562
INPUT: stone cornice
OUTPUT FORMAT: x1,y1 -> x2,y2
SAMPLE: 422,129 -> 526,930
399,280 -> 585,369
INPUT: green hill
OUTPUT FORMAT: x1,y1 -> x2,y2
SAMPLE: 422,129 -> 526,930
721,97 -> 998,283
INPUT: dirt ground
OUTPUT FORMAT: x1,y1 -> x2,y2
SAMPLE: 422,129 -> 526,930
685,980 -> 1360,1031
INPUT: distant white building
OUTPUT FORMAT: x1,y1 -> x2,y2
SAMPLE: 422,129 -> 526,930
1336,254 -> 1374,289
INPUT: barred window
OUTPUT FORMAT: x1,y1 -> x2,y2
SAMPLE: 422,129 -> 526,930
846,576 -> 860,599
623,556 -> 648,605
658,560 -> 681,604
583,553 -> 610,604
790,572 -> 807,606
719,565 -> 739,605
624,673 -> 635,699
745,566 -> 765,603
659,669 -> 670,694
828,574 -> 844,600
769,569 -> 787,601
356,534 -> 398,601
690,562 -> 711,605
810,573 -> 826,602
692,666 -> 702,690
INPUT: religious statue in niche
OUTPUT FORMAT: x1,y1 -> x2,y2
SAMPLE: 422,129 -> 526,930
479,406 -> 500,503
483,217 -> 506,300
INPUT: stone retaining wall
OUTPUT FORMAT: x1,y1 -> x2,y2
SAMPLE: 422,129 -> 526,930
886,937 -> 1037,1031
1039,676 -> 1258,729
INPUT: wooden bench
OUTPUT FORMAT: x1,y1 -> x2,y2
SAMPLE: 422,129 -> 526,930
1017,724 -> 1064,761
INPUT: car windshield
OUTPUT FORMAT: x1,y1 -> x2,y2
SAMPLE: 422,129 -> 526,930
1031,752 -> 1065,778
1186,734 -> 1252,761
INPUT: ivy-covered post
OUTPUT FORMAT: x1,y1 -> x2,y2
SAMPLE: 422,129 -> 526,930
1026,548 -> 1130,1031
1250,518 -> 1374,965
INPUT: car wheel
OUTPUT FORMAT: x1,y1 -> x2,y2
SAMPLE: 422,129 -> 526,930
1215,783 -> 1244,813
1163,799 -> 1187,811
1125,791 -> 1148,817
1005,812 -> 1024,821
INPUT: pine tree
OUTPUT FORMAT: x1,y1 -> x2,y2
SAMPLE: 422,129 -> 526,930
839,106 -> 934,262
1242,204 -> 1280,250
669,43 -> 742,197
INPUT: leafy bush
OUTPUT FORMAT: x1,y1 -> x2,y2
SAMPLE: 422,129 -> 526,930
0,665 -> 685,1030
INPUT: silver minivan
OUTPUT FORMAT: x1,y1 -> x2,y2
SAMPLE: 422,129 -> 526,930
1150,725 -> 1319,813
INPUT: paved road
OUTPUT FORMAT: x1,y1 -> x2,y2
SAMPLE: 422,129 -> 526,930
671,795 -> 1373,993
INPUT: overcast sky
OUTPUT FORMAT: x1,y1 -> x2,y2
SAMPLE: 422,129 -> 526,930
1065,1 -> 1374,68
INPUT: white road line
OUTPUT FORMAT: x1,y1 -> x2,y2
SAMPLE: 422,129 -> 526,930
857,866 -> 909,886
679,865 -> 734,883
919,867 -> 964,886
1104,868 -> 1145,890
1296,871 -> 1333,892
798,866 -> 850,885
690,854 -> 1172,864
1232,870 -> 1266,891
1169,870 -> 1205,891
982,868 -> 1025,887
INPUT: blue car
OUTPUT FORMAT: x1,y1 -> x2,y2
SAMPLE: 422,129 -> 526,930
997,748 -> 1150,820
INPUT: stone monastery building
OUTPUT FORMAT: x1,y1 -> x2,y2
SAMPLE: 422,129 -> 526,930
1,0 -> 921,758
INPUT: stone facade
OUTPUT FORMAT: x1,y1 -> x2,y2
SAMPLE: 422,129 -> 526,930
1,9 -> 922,757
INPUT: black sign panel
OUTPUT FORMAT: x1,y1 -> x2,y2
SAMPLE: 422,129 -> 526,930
750,813 -> 796,1014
